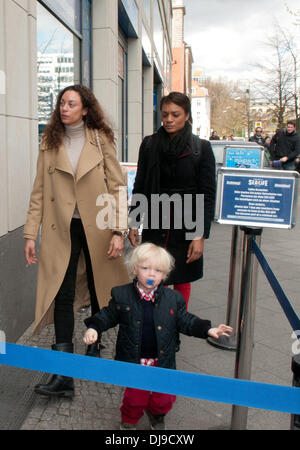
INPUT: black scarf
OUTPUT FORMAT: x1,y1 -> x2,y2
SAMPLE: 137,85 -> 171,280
144,122 -> 192,195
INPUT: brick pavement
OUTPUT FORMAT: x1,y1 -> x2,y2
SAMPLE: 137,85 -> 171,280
15,212 -> 300,430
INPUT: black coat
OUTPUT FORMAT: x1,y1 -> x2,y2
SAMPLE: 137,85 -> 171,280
270,130 -> 300,161
249,134 -> 265,146
84,282 -> 212,369
130,134 -> 216,285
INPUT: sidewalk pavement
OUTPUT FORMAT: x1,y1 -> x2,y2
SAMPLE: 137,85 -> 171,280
10,202 -> 300,430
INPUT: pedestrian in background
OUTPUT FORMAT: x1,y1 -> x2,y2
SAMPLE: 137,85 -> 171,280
269,121 -> 300,170
83,243 -> 232,430
128,92 -> 216,309
24,85 -> 129,397
209,131 -> 220,140
249,126 -> 266,146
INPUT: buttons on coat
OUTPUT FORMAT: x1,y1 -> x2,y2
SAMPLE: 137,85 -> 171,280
157,325 -> 162,331
51,224 -> 56,230
48,166 -> 55,174
116,305 -> 131,311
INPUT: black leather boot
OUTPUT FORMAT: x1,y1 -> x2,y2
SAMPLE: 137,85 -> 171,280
34,343 -> 74,397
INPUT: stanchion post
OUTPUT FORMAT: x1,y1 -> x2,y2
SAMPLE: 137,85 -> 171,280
291,354 -> 300,430
207,225 -> 243,351
231,226 -> 262,430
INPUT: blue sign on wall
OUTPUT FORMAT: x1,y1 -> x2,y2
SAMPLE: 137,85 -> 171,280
224,147 -> 263,169
217,171 -> 298,228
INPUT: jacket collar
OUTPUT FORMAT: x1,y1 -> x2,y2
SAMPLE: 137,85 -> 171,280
76,127 -> 103,182
133,279 -> 164,302
54,127 -> 103,182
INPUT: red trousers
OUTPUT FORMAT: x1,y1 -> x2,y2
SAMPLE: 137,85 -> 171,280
120,387 -> 176,424
173,282 -> 191,308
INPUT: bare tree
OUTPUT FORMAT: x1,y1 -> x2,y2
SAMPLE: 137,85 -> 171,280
252,24 -> 296,127
203,77 -> 249,137
285,2 -> 300,26
279,27 -> 299,122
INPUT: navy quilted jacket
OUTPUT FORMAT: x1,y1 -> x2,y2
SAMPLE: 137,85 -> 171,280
84,282 -> 211,370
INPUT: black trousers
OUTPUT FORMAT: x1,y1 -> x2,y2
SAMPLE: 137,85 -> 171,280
54,219 -> 100,344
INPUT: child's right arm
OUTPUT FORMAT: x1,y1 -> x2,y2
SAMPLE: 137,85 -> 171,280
83,289 -> 120,338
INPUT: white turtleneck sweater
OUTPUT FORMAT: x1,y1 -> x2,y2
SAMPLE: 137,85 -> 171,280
64,121 -> 86,219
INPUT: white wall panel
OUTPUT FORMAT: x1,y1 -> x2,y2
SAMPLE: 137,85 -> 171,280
5,0 -> 30,119
7,117 -> 31,231
0,116 -> 8,237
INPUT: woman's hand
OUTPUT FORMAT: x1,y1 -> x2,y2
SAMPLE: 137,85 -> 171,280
128,228 -> 139,247
186,237 -> 204,264
107,234 -> 124,259
83,328 -> 98,345
24,239 -> 38,265
207,324 -> 233,339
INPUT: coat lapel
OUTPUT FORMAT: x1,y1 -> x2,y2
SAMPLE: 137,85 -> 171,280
54,144 -> 74,176
76,127 -> 103,183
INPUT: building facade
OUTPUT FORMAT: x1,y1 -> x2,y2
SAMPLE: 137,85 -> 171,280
0,0 -> 172,342
191,69 -> 211,140
171,0 -> 193,97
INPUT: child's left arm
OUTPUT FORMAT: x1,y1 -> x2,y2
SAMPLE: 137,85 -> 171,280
207,324 -> 233,339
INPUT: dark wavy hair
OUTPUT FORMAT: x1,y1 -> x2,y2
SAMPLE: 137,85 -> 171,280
160,91 -> 192,123
42,85 -> 115,150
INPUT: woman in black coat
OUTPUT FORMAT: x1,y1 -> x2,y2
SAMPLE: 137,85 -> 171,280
128,92 -> 216,308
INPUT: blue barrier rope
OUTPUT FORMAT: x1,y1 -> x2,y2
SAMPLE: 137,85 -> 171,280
1,343 -> 300,414
252,238 -> 300,334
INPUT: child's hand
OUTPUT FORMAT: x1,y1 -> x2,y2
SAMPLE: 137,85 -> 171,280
208,324 -> 233,339
83,328 -> 98,345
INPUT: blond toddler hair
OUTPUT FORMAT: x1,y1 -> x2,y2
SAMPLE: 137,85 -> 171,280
126,243 -> 175,281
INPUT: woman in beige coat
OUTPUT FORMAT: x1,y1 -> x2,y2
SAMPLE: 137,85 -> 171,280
24,85 -> 129,397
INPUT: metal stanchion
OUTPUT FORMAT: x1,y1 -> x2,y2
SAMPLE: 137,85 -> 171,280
231,227 -> 262,430
291,354 -> 300,430
207,225 -> 243,351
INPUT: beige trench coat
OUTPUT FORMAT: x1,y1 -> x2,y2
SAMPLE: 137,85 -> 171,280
24,127 -> 130,334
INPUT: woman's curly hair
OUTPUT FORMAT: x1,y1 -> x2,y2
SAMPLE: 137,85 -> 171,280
42,85 -> 115,150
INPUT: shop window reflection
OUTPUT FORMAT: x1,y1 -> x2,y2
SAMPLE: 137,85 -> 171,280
37,3 -> 80,138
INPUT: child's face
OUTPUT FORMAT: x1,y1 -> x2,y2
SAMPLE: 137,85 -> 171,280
133,258 -> 165,292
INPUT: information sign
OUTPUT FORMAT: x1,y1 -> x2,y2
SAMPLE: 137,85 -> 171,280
224,147 -> 264,169
215,168 -> 299,229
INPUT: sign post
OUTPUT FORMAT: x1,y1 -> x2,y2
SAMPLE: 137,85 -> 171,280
207,146 -> 264,351
214,167 -> 298,429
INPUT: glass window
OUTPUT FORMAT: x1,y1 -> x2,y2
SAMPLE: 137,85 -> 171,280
37,2 -> 81,136
142,23 -> 152,66
153,1 -> 163,66
163,39 -> 171,92
118,42 -> 128,161
119,0 -> 139,37
40,0 -> 81,33
142,0 -> 151,24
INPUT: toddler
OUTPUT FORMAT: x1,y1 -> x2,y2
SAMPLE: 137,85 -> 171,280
83,242 -> 232,430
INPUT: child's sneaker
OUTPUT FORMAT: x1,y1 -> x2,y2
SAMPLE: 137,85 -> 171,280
146,411 -> 166,430
120,422 -> 136,430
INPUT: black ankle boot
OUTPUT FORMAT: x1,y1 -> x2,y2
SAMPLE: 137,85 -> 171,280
34,343 -> 75,397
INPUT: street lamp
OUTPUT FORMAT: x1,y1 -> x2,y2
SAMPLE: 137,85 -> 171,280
245,89 -> 251,139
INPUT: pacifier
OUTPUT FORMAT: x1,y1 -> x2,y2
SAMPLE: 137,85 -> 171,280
147,279 -> 154,286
